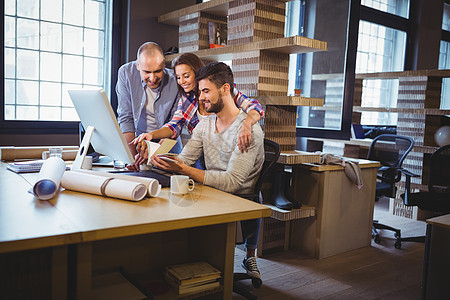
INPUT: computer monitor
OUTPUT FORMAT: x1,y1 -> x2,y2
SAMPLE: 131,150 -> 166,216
68,88 -> 134,168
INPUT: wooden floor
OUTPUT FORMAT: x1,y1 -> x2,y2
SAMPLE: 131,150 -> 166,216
233,198 -> 427,299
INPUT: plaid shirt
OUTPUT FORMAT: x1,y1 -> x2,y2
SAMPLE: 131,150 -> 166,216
164,86 -> 264,138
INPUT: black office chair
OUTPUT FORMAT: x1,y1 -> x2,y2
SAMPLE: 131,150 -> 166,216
233,138 -> 281,300
397,144 -> 450,247
367,134 -> 414,248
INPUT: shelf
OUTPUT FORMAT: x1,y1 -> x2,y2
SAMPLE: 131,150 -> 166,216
165,35 -> 327,62
152,286 -> 223,300
90,272 -> 147,299
310,105 -> 342,111
257,96 -> 324,107
355,69 -> 450,80
353,106 -> 450,115
264,204 -> 315,221
277,150 -> 321,165
158,0 -> 291,25
307,137 -> 439,154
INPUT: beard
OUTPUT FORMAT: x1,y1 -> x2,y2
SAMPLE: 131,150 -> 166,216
205,90 -> 224,114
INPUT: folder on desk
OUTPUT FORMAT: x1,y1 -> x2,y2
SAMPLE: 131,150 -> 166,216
6,160 -> 44,173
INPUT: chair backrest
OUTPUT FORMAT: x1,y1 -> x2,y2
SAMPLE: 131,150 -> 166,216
253,139 -> 281,196
367,134 -> 414,168
428,144 -> 450,194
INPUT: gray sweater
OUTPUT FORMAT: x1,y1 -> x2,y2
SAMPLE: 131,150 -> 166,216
179,110 -> 264,194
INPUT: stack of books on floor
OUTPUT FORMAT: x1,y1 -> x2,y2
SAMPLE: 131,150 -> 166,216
164,261 -> 221,295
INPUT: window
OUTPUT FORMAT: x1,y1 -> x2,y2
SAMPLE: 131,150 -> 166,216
355,0 -> 408,126
361,0 -> 409,18
296,0 -> 350,133
4,0 -> 112,122
439,2 -> 450,109
356,21 -> 406,125
442,1 -> 450,31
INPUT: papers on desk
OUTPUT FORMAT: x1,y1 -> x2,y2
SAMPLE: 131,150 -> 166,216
61,171 -> 148,201
32,157 -> 67,200
75,169 -> 162,198
6,160 -> 44,173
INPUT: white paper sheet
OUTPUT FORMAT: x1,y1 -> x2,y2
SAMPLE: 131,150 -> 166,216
76,169 -> 161,197
32,157 -> 66,200
61,171 -> 147,201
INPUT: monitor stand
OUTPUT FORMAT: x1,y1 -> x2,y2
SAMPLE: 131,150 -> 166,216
72,125 -> 94,170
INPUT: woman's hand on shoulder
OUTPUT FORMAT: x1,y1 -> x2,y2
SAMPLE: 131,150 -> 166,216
238,120 -> 252,152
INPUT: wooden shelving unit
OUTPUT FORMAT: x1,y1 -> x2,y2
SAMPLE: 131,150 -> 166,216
276,150 -> 321,165
158,0 -> 328,255
264,204 -> 316,221
165,35 -> 327,62
353,106 -> 450,115
256,95 -> 324,106
350,70 -> 449,220
159,0 -> 327,153
158,0 -> 292,25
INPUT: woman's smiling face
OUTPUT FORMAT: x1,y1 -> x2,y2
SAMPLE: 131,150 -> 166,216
175,64 -> 196,93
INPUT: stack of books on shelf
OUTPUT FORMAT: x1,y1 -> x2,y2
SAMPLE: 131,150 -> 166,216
164,261 -> 221,295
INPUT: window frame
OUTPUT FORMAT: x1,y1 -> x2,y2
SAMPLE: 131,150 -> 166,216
1,0 -> 125,136
296,0 -> 425,140
296,0 -> 361,140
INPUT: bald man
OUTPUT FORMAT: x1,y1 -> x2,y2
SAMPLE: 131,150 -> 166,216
116,42 -> 181,166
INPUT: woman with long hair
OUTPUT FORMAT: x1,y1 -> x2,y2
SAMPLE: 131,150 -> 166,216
132,53 -> 264,158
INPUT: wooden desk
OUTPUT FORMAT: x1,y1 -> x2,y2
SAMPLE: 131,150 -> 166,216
0,163 -> 270,299
422,214 -> 450,300
289,159 -> 380,259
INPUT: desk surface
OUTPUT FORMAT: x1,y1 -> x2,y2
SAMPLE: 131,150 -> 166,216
426,214 -> 450,229
0,162 -> 270,254
296,158 -> 380,172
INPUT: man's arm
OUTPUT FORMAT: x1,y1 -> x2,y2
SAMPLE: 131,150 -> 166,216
150,119 -> 205,178
203,137 -> 263,194
151,156 -> 205,184
116,65 -> 136,134
124,132 -> 137,156
233,87 -> 263,152
239,109 -> 261,152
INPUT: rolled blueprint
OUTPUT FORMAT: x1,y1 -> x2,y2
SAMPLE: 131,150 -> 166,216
76,169 -> 161,197
61,171 -> 147,201
33,157 -> 67,200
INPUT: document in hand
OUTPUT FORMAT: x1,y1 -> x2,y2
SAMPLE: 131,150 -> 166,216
144,139 -> 177,164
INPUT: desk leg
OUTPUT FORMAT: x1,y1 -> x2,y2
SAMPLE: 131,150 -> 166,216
421,224 -> 432,300
284,220 -> 291,251
187,222 -> 236,300
52,246 -> 68,300
223,222 -> 237,300
70,242 -> 92,299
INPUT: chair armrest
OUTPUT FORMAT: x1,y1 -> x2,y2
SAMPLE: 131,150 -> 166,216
377,166 -> 401,183
377,166 -> 419,184
399,168 -> 420,206
398,168 -> 420,178
378,166 -> 391,172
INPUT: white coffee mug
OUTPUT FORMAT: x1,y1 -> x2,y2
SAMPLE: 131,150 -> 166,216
170,175 -> 194,195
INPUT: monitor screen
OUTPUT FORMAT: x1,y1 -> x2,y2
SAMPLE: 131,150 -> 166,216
68,88 -> 134,165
